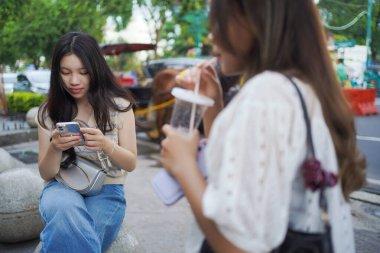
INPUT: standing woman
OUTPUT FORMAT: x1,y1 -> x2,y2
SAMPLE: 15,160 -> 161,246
161,1 -> 366,253
36,32 -> 137,252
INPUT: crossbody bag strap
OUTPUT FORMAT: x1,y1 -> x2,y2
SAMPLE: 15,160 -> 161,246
284,75 -> 330,228
73,119 -> 112,173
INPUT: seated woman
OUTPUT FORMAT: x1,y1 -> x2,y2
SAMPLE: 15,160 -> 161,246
36,32 -> 137,253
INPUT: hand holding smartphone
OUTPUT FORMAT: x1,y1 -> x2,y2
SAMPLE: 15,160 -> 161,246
56,122 -> 85,146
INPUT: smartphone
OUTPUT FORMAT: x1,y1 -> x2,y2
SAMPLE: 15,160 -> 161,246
56,122 -> 85,145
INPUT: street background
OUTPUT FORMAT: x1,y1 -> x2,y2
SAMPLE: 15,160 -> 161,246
356,99 -> 380,197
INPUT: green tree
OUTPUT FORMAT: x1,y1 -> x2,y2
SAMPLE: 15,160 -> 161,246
0,0 -> 31,29
136,0 -> 176,58
162,0 -> 209,57
136,0 -> 208,58
318,0 -> 380,58
0,0 -> 133,70
99,0 -> 133,31
0,0 -> 31,69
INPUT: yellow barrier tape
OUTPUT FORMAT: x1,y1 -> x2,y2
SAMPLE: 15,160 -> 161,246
135,99 -> 175,116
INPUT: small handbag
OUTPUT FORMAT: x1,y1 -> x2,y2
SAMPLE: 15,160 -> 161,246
55,151 -> 112,196
199,76 -> 336,253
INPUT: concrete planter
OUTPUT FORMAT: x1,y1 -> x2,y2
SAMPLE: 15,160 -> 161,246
0,168 -> 44,243
0,148 -> 25,173
26,107 -> 39,128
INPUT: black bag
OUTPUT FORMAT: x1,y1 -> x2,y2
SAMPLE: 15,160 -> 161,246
199,76 -> 335,253
200,240 -> 214,253
272,227 -> 333,253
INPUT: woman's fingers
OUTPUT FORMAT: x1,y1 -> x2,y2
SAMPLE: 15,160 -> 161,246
190,128 -> 200,141
202,64 -> 218,81
55,139 -> 81,151
80,127 -> 106,150
80,127 -> 100,135
61,136 -> 82,149
84,140 -> 102,148
81,127 -> 100,141
52,129 -> 60,138
176,79 -> 194,90
201,69 -> 217,85
161,124 -> 175,137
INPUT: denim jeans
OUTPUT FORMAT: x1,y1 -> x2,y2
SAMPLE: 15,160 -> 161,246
39,180 -> 126,253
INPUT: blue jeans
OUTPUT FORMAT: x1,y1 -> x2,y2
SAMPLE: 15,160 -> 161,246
39,180 -> 126,253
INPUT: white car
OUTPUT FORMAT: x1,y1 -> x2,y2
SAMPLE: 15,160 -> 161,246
2,72 -> 18,94
15,70 -> 51,94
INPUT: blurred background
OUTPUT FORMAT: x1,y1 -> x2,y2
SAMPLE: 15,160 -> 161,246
0,0 -> 379,100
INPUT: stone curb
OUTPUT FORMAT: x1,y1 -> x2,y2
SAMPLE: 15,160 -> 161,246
0,129 -> 38,147
350,191 -> 380,206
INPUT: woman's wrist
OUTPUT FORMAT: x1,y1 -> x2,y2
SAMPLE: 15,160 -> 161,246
49,141 -> 61,152
103,138 -> 116,155
175,159 -> 206,200
174,158 -> 199,182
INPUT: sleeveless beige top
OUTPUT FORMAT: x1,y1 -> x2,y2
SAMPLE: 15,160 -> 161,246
36,97 -> 131,184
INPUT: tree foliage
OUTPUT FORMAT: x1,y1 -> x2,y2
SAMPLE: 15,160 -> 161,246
0,0 -> 31,29
0,0 -> 31,68
0,0 -> 133,70
136,0 -> 209,58
136,0 -> 176,57
163,0 -> 209,57
318,0 -> 380,58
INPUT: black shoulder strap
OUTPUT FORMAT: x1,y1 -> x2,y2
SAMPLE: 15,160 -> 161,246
284,75 -> 315,158
284,75 -> 330,226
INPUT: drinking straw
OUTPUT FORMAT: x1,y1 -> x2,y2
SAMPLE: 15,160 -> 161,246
188,69 -> 200,134
188,58 -> 217,134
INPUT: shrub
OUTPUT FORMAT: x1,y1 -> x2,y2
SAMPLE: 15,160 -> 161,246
6,92 -> 46,113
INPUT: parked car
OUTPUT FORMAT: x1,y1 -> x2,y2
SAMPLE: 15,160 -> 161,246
2,72 -> 18,94
143,57 -> 206,80
100,43 -> 156,108
14,70 -> 51,94
143,57 -> 240,103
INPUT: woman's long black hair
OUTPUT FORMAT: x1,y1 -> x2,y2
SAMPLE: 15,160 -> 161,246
38,31 -> 135,166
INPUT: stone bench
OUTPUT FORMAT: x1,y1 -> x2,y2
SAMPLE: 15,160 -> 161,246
0,167 -> 44,243
0,148 -> 25,174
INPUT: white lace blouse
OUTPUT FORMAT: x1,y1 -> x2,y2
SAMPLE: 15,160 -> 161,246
202,71 -> 355,253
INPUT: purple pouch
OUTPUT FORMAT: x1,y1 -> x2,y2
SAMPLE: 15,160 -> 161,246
152,139 -> 208,206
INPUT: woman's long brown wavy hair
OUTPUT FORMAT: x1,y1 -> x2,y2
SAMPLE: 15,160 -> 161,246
210,0 -> 366,199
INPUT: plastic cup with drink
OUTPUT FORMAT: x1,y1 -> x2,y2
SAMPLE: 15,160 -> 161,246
151,61 -> 215,206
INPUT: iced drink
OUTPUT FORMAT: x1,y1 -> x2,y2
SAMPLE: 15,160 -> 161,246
170,87 -> 214,135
